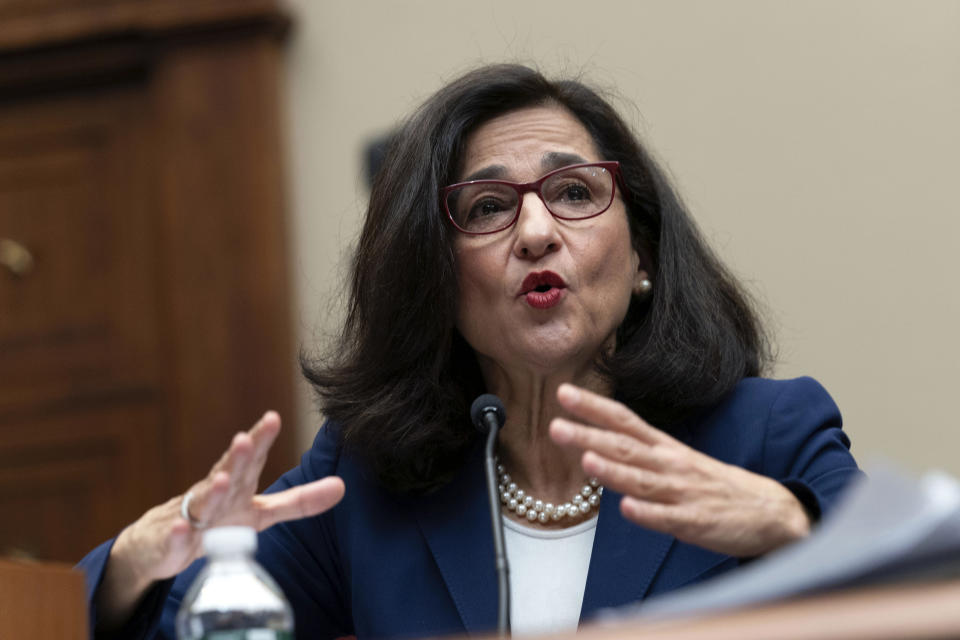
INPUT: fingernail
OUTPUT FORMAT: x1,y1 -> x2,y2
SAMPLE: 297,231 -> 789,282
583,451 -> 606,475
551,419 -> 573,442
558,384 -> 580,404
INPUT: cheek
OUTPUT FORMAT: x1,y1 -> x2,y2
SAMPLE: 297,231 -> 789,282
455,249 -> 481,301
586,226 -> 637,292
454,245 -> 501,321
594,250 -> 639,324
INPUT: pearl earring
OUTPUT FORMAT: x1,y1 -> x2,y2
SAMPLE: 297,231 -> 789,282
637,278 -> 652,295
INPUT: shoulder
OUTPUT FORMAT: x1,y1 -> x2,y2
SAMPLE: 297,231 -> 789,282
711,376 -> 839,420
686,376 -> 860,518
685,376 -> 846,468
693,377 -> 841,439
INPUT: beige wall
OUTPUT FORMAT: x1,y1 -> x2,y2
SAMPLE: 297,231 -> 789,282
281,1 -> 960,475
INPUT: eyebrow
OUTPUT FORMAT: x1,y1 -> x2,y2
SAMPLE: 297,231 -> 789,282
459,152 -> 590,183
462,165 -> 507,182
541,151 -> 588,172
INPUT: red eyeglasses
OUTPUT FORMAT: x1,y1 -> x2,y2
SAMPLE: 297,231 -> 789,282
442,161 -> 624,235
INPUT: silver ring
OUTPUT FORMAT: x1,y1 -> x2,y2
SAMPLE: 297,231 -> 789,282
180,490 -> 208,530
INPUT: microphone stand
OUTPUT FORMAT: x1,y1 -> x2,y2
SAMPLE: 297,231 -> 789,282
482,419 -> 511,637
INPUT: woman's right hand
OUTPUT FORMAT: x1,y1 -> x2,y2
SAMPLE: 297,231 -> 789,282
96,411 -> 345,631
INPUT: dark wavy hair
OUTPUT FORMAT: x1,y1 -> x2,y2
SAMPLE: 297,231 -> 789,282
302,64 -> 772,493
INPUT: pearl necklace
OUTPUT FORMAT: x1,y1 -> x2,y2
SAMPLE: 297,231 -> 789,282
496,457 -> 603,525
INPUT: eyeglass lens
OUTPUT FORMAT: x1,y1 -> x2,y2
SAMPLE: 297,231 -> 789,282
447,165 -> 615,234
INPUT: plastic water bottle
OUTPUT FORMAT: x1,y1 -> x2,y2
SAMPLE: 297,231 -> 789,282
176,526 -> 294,640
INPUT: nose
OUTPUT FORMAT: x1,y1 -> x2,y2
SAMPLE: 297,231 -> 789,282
513,192 -> 561,259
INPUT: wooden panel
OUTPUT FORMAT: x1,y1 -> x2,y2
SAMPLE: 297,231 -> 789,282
0,39 -> 150,97
0,87 -> 160,412
0,0 -> 123,21
0,400 -> 167,562
152,35 -> 295,490
0,559 -> 87,640
0,0 -> 287,53
0,0 -> 297,565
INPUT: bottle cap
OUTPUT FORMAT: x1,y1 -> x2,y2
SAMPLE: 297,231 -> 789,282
202,526 -> 257,556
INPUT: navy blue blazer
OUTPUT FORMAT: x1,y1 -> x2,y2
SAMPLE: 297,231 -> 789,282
79,376 -> 860,639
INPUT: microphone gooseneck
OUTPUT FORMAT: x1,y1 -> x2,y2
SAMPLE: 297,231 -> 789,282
470,394 -> 510,637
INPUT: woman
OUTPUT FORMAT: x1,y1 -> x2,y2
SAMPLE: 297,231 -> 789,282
79,64 -> 859,638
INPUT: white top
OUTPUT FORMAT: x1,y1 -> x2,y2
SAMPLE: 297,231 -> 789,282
502,515 -> 598,636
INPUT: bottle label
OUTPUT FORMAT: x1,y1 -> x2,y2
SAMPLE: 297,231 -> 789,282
200,631 -> 293,640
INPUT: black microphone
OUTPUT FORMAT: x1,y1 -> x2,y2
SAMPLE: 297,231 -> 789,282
471,394 -> 510,637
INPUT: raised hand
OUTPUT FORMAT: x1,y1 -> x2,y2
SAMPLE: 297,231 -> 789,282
96,412 -> 344,631
549,384 -> 809,557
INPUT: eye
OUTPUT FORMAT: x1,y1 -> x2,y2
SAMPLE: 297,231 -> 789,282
547,178 -> 595,207
559,182 -> 591,202
467,196 -> 512,220
451,183 -> 516,224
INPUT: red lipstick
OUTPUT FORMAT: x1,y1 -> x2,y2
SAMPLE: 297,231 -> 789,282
519,271 -> 567,309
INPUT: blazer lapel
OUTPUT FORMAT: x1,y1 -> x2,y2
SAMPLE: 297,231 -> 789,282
580,420 -> 693,620
579,487 -> 676,620
414,444 -> 498,634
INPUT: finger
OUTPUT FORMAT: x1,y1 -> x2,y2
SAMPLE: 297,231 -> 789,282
217,432 -> 260,506
556,384 -> 667,444
245,411 -> 282,482
208,430 -> 255,486
550,418 -> 665,471
619,496 -> 685,534
181,470 -> 232,526
169,517 -> 192,542
253,476 -> 346,531
162,515 -> 206,574
583,451 -> 681,502
180,414 -> 279,528
167,518 -> 197,557
208,412 -> 276,481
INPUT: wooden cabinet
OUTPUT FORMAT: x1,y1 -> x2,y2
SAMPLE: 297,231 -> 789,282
0,558 -> 87,639
0,0 -> 297,562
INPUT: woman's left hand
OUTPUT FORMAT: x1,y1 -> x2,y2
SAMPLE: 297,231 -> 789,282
549,384 -> 810,558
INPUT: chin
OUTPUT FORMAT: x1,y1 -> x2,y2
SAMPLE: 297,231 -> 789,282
514,337 -> 600,374
468,323 -> 610,379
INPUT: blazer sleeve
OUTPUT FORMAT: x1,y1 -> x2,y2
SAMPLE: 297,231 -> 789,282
760,376 -> 863,521
76,536 -> 179,640
77,422 -> 350,640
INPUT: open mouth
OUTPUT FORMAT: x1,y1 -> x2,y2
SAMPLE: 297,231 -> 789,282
520,271 -> 567,295
520,271 -> 567,309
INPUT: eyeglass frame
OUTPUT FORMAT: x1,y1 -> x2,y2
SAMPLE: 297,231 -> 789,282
441,161 -> 627,236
